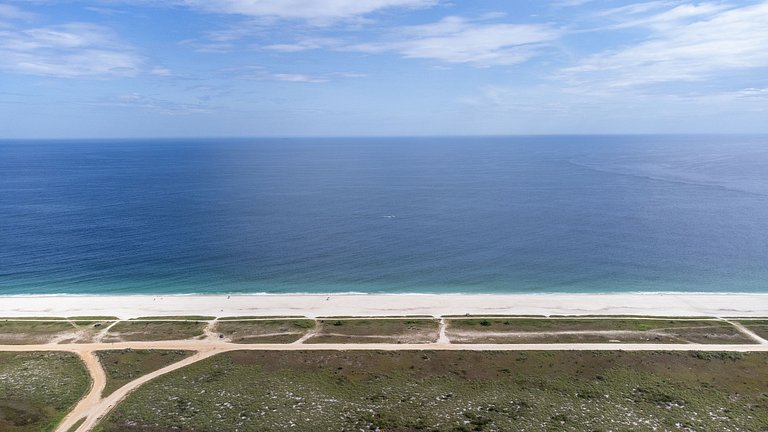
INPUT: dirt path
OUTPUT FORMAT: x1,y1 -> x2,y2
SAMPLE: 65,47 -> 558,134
202,319 -> 219,341
93,321 -> 120,343
437,318 -> 450,344
292,319 -> 320,344
55,350 -> 107,432
722,319 -> 768,344
72,349 -> 223,432
1,338 -> 766,432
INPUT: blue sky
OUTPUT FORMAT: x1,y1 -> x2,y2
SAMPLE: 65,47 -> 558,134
1,0 -> 767,138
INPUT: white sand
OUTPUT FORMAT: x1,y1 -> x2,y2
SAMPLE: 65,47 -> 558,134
0,293 -> 766,319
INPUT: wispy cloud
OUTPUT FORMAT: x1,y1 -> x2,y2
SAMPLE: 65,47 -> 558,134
87,92 -> 214,114
0,3 -> 34,20
0,22 -> 142,77
346,16 -> 560,67
263,37 -> 343,52
551,0 -> 597,7
222,66 -> 366,82
596,1 -> 730,30
116,0 -> 437,22
149,66 -> 173,77
562,1 -> 768,89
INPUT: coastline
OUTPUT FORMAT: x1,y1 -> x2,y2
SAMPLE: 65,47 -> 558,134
1,292 -> 767,319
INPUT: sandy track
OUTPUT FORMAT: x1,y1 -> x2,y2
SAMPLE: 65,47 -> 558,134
71,349 -> 223,432
722,319 -> 768,344
55,351 -> 107,432
3,339 -> 768,354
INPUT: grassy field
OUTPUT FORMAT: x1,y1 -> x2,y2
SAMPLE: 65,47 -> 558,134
446,318 -> 753,344
214,319 -> 315,343
95,350 -> 768,432
737,320 -> 768,340
0,320 -> 114,345
96,349 -> 195,397
306,319 -> 439,343
217,316 -> 306,320
104,321 -> 206,342
131,316 -> 215,321
0,352 -> 90,432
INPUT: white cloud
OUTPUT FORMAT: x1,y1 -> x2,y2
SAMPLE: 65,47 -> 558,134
0,22 -> 141,77
150,66 -> 173,77
551,0 -> 597,7
263,37 -> 342,52
347,16 -> 560,67
223,66 -> 366,82
597,2 -> 730,30
173,0 -> 437,21
88,92 -> 213,114
0,3 -> 33,20
563,1 -> 768,88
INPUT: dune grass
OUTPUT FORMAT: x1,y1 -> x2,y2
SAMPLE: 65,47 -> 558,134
0,352 -> 90,432
96,349 -> 195,397
95,350 -> 768,432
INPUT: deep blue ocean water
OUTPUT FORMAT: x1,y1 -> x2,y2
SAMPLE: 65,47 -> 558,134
1,135 -> 767,295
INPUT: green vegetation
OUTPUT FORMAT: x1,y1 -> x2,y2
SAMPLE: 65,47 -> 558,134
214,320 -> 316,343
442,314 -> 545,318
0,321 -> 75,344
95,351 -> 768,432
318,315 -> 435,319
307,319 -> 439,343
217,316 -> 307,320
0,352 -> 90,432
446,318 -> 753,344
96,349 -> 194,397
104,321 -> 206,342
131,316 -> 215,321
65,418 -> 86,432
737,320 -> 768,340
0,320 -> 113,345
67,316 -> 119,321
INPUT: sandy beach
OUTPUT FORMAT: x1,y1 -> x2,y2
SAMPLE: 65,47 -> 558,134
1,293 -> 766,319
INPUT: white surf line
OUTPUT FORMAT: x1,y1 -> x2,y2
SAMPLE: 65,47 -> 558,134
720,318 -> 768,345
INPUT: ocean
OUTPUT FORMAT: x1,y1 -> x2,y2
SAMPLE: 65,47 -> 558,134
1,135 -> 767,295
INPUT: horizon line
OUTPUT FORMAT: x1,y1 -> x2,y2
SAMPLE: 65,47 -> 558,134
2,132 -> 767,141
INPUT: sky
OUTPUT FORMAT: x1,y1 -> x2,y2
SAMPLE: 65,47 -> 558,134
0,0 -> 767,138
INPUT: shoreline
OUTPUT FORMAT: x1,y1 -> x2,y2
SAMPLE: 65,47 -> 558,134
1,293 -> 767,319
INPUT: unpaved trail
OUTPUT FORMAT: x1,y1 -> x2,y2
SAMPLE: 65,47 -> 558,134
72,348 -> 223,432
722,319 -> 768,344
93,321 -> 120,343
292,319 -> 320,344
55,350 -> 107,432
437,318 -> 450,344
202,320 -> 219,341
4,340 -> 768,354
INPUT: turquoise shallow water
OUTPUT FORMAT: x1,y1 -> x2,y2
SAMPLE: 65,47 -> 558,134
1,135 -> 767,295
